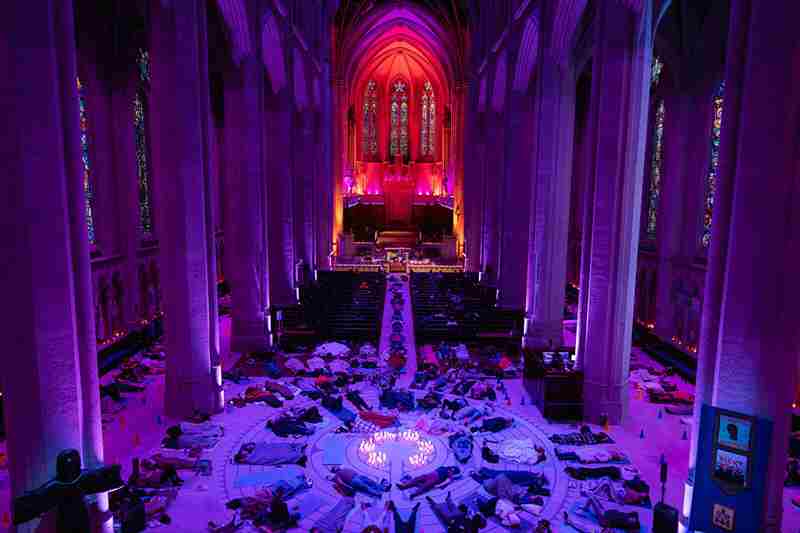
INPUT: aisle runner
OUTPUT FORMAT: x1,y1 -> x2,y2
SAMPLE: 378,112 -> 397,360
378,274 -> 417,383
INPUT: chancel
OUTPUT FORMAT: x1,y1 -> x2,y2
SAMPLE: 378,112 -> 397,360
1,0 -> 799,532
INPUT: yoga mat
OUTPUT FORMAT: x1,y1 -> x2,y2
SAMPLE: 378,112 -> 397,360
233,466 -> 304,488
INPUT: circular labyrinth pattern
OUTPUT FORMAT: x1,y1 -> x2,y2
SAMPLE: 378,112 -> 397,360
218,386 -> 577,532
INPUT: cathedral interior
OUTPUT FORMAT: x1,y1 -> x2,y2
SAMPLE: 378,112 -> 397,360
2,0 -> 799,532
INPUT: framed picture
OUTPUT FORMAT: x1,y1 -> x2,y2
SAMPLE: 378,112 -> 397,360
712,503 -> 735,531
713,448 -> 749,490
716,412 -> 753,452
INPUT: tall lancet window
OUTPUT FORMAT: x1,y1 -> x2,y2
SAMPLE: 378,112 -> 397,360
420,81 -> 436,157
390,80 -> 409,158
646,100 -> 665,241
134,48 -> 154,240
651,56 -> 663,87
76,77 -> 97,246
702,81 -> 725,248
362,80 -> 378,157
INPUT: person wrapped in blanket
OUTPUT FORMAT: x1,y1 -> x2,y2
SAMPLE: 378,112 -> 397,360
470,417 -> 513,433
396,466 -> 461,498
266,410 -> 318,438
555,447 -> 628,464
234,442 -> 308,467
162,422 -> 223,450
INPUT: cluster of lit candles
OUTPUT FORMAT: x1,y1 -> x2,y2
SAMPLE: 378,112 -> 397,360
358,430 -> 435,469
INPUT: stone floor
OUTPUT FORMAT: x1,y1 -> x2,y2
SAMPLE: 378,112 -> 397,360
1,317 -> 799,532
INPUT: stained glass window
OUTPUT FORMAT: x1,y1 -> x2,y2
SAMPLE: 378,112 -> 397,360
420,81 -> 436,157
390,80 -> 408,158
135,48 -> 153,240
77,77 -> 96,245
702,81 -> 724,248
651,56 -> 663,88
362,80 -> 378,157
646,99 -> 665,240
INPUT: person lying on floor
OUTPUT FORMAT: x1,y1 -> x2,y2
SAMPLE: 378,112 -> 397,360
587,477 -> 651,506
379,387 -> 416,411
263,380 -> 295,400
417,390 -> 443,410
329,466 -> 390,498
427,492 -> 488,532
128,458 -> 182,489
577,494 -> 641,530
284,405 -> 323,424
358,410 -> 398,429
475,493 -> 523,528
322,394 -> 358,423
267,413 -> 316,437
564,465 -> 622,481
549,426 -> 613,446
470,468 -> 550,496
345,388 -> 371,411
454,403 -> 494,424
440,397 -> 470,419
251,487 -> 301,530
555,447 -> 629,464
647,389 -> 694,405
452,379 -> 476,396
140,453 -> 211,476
470,416 -> 513,434
396,466 -> 461,498
227,475 -> 311,519
243,386 -> 283,407
162,424 -> 222,450
234,441 -> 308,467
468,382 -> 496,401
481,474 -> 548,508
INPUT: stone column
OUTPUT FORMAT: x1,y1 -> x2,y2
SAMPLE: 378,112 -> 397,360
481,111 -> 504,280
54,0 -> 113,528
148,0 -> 216,417
331,78 -> 347,250
686,1 -> 800,529
265,90 -> 297,307
223,57 -> 269,353
523,28 -> 576,347
1,2 -> 107,531
577,0 -> 653,424
316,53 -> 334,266
452,82 -> 467,249
497,92 -> 533,309
462,85 -> 485,272
294,109 -> 316,272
